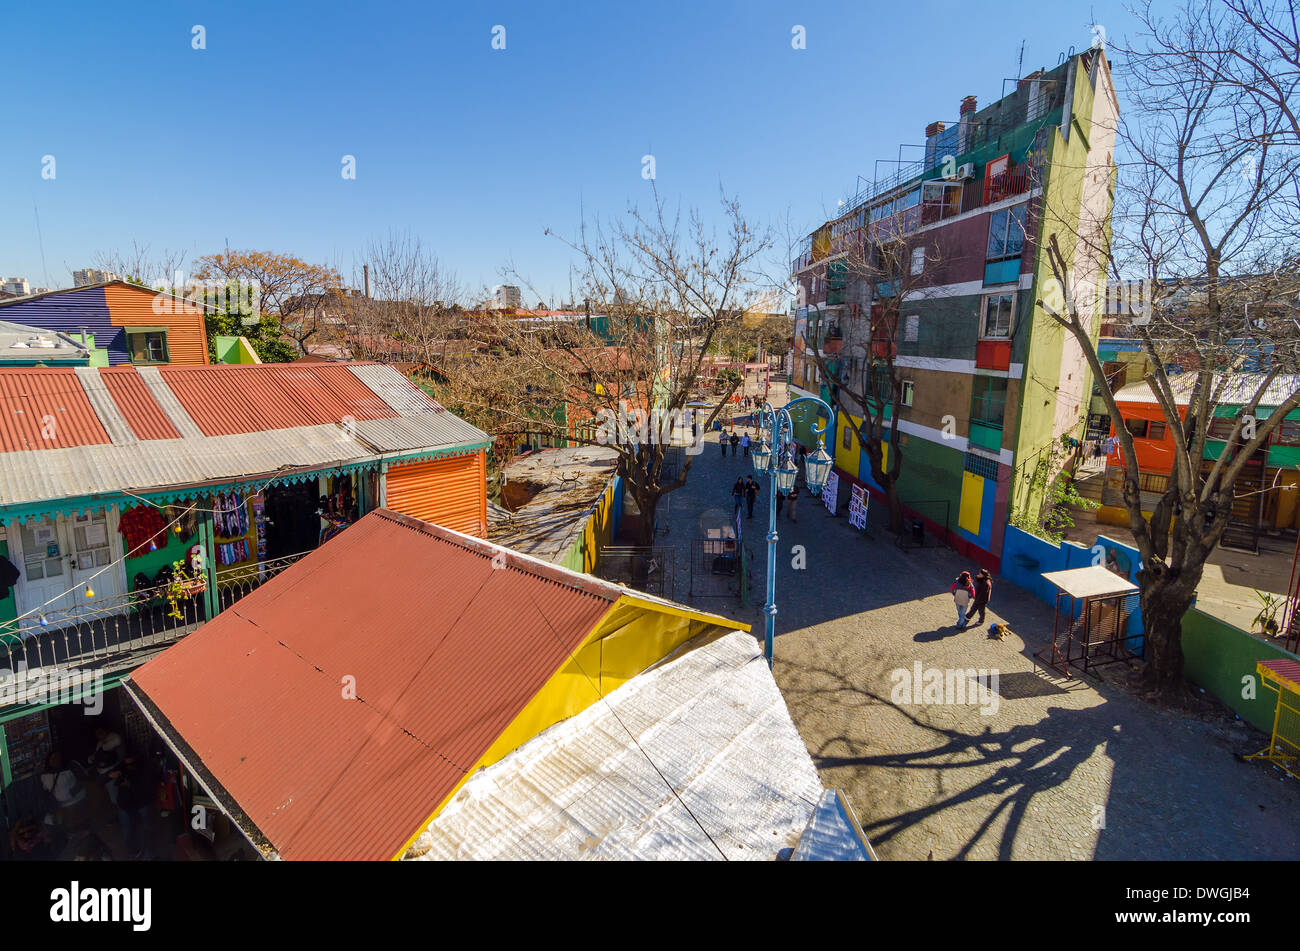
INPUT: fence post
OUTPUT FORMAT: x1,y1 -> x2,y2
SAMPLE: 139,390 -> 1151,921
739,544 -> 748,609
199,510 -> 219,622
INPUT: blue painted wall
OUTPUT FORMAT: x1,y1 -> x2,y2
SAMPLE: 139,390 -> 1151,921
1000,525 -> 1145,640
0,288 -> 127,364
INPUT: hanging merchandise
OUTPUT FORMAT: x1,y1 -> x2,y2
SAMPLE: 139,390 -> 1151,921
215,491 -> 250,539
119,505 -> 169,556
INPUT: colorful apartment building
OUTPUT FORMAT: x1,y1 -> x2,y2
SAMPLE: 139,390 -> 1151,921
790,48 -> 1118,568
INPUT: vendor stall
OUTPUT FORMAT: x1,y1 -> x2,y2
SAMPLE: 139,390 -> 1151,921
1035,565 -> 1141,677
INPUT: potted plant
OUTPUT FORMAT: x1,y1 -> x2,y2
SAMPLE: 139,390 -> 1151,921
166,559 -> 206,620
1251,589 -> 1285,638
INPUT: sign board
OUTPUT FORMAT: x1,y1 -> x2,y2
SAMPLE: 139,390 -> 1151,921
849,484 -> 868,530
823,470 -> 839,515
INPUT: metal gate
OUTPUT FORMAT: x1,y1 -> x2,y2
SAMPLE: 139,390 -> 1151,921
689,536 -> 751,603
594,546 -> 674,600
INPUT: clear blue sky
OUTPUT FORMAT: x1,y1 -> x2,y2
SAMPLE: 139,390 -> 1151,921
1,0 -> 1145,303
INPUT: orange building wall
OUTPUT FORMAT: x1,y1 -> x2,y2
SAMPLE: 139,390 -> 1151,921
385,451 -> 487,538
1108,400 -> 1185,474
105,283 -> 210,365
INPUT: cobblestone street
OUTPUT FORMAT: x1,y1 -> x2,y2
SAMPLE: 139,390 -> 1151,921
663,399 -> 1300,860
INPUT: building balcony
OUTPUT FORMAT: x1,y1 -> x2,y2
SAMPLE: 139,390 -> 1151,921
982,165 -> 1033,206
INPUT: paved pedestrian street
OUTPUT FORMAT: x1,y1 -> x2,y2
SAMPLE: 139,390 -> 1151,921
664,416 -> 1300,861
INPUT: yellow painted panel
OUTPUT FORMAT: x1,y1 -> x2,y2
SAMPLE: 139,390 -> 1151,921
389,594 -> 745,858
835,413 -> 862,476
959,471 -> 984,534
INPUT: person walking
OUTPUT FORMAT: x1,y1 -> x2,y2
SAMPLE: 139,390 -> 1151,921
729,432 -> 740,456
719,430 -> 728,458
970,569 -> 993,625
744,476 -> 759,519
741,433 -> 751,457
950,571 -> 976,629
731,478 -> 745,517
787,482 -> 799,522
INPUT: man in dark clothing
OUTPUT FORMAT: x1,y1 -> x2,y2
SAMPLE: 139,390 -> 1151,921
729,433 -> 740,456
744,477 -> 759,518
970,569 -> 993,625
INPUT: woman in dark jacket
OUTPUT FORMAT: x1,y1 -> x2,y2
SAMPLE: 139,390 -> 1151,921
970,569 -> 993,625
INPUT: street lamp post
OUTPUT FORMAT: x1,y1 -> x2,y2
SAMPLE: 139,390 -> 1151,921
752,397 -> 834,668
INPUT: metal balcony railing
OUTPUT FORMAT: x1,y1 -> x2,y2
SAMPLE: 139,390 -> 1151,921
0,581 -> 205,699
983,165 -> 1034,205
0,549 -> 314,697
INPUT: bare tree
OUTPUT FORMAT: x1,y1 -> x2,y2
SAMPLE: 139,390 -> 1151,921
1037,3 -> 1300,697
194,250 -> 343,354
444,190 -> 770,545
89,241 -> 190,287
347,232 -> 466,367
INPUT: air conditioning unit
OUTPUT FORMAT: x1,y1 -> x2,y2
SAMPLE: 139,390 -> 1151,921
956,162 -> 976,181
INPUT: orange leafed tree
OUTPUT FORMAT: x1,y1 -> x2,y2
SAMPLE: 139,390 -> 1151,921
195,250 -> 344,354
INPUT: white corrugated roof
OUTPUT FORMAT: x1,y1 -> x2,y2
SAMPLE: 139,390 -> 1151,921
407,630 -> 824,861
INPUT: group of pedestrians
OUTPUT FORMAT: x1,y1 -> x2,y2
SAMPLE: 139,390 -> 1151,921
719,430 -> 753,457
949,568 -> 994,629
729,474 -> 800,522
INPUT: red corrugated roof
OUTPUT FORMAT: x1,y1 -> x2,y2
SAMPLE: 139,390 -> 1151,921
160,363 -> 398,436
0,368 -> 110,453
128,509 -> 620,861
99,366 -> 180,440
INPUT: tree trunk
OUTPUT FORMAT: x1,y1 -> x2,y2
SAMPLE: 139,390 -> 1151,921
884,478 -> 903,533
633,492 -> 659,547
1137,574 -> 1195,698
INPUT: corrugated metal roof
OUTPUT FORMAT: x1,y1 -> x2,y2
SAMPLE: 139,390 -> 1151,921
98,367 -> 180,441
161,364 -> 397,436
0,368 -> 111,453
1114,372 -> 1300,409
0,364 -> 491,512
128,509 -> 621,861
347,363 -> 444,415
411,631 -> 823,860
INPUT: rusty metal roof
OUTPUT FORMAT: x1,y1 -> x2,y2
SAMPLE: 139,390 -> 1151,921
0,367 -> 110,453
0,364 -> 491,514
160,364 -> 397,436
127,509 -> 622,861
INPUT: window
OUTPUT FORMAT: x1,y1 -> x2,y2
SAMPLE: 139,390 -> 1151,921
1275,419 -> 1300,446
127,329 -> 169,364
910,247 -> 925,275
843,422 -> 853,449
1146,421 -> 1167,441
1124,418 -> 1150,438
980,293 -> 1015,339
901,380 -> 915,407
971,376 -> 1007,428
986,203 -> 1028,260
904,314 -> 919,342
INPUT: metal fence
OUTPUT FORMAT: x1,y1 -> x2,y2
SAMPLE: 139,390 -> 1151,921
594,546 -> 675,600
214,551 -> 310,612
689,536 -> 751,603
0,581 -> 204,695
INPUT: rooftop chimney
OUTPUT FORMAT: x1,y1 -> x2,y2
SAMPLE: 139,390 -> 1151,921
925,121 -> 945,138
960,95 -> 978,115
363,264 -> 370,299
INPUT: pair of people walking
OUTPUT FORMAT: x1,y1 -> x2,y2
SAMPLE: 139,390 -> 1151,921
732,476 -> 760,518
950,568 -> 993,629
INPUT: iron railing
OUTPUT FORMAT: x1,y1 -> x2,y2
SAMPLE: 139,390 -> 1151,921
213,551 -> 310,612
0,581 -> 205,695
0,549 -> 315,694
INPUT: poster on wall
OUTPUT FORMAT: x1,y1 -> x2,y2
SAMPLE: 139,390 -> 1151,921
849,484 -> 869,530
5,710 -> 52,782
823,470 -> 839,515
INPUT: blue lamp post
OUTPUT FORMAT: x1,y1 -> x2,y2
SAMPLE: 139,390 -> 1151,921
752,397 -> 834,667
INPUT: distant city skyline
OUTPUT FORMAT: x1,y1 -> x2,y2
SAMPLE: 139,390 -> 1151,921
1,0 -> 1141,305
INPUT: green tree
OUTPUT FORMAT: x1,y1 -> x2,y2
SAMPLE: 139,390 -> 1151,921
204,281 -> 298,363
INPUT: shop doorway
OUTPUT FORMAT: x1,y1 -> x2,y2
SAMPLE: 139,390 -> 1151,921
263,483 -> 321,560
10,511 -> 125,623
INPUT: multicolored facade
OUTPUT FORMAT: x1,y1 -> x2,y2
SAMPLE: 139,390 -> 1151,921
0,280 -> 210,366
790,48 -> 1118,568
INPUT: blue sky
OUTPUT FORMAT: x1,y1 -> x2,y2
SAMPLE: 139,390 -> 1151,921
1,0 -> 1144,303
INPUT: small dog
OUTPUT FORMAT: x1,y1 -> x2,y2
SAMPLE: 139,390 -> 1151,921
989,623 -> 1011,641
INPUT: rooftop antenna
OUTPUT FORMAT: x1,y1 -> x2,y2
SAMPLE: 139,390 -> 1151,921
1017,39 -> 1026,79
33,202 -> 50,289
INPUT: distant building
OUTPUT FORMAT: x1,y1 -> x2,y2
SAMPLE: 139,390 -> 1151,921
2,278 -> 30,297
491,284 -> 522,310
73,268 -> 117,287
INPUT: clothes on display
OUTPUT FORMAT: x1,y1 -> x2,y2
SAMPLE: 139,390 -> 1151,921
214,492 -> 250,538
215,538 -> 251,566
118,505 -> 170,556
